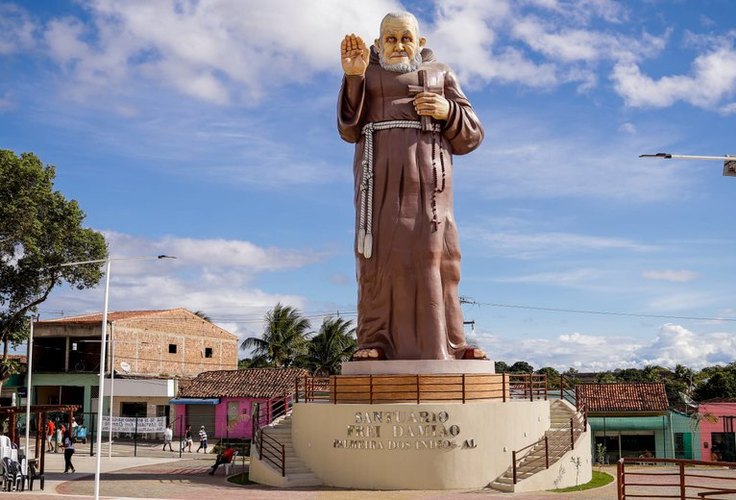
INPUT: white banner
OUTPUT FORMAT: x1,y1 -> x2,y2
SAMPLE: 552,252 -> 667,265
100,416 -> 166,434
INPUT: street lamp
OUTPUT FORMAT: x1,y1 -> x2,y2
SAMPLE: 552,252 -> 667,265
639,153 -> 736,177
56,255 -> 176,500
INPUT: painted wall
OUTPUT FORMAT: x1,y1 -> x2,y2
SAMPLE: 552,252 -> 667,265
699,402 -> 736,462
280,400 -> 592,491
670,411 -> 701,460
589,412 -> 702,461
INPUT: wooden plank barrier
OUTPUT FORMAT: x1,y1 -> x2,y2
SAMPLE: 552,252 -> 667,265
330,373 -> 511,404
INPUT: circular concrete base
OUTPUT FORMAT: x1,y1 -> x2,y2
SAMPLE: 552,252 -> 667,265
287,400 -> 591,491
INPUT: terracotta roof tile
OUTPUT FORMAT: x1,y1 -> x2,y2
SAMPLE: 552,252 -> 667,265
576,383 -> 669,414
178,368 -> 309,399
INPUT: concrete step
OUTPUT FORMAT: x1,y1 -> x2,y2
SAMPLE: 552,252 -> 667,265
488,480 -> 514,493
285,472 -> 322,488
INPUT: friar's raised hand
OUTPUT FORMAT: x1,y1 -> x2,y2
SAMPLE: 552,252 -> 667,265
341,34 -> 369,76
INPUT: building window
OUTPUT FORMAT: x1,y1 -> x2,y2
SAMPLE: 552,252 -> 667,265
204,347 -> 213,358
168,344 -> 177,354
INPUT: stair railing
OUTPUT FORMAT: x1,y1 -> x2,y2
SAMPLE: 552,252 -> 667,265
510,402 -> 588,485
250,393 -> 294,477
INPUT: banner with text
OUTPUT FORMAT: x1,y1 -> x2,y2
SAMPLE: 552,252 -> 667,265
100,416 -> 166,434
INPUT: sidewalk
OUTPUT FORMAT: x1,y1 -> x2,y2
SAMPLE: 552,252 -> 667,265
12,442 -> 238,499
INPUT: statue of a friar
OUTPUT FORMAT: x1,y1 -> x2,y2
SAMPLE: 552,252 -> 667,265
338,11 -> 485,361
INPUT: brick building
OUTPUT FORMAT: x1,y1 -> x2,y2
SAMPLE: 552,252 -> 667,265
31,308 -> 238,423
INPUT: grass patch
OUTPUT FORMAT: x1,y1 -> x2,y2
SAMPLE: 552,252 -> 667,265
228,472 -> 255,485
551,470 -> 614,493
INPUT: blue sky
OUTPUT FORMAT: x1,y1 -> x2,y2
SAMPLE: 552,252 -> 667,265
2,0 -> 736,371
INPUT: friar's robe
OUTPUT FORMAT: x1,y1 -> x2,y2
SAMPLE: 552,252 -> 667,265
338,46 -> 484,360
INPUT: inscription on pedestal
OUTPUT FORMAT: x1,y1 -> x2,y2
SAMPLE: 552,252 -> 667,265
332,410 -> 477,451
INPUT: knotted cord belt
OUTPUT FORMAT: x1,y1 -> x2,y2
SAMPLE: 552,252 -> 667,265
358,120 -> 444,259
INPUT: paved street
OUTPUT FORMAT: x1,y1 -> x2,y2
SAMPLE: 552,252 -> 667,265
5,451 -> 736,500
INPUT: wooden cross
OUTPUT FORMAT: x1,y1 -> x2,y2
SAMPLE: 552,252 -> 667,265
408,69 -> 444,132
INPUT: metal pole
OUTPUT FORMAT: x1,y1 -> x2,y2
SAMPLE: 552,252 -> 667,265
94,260 -> 111,500
24,316 -> 35,460
134,417 -> 138,457
108,327 -> 115,459
640,153 -> 735,161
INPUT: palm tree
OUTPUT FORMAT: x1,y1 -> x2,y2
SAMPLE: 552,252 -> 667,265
306,316 -> 357,376
240,303 -> 311,368
193,310 -> 212,322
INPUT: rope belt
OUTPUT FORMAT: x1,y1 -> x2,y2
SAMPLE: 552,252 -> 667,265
358,119 -> 444,259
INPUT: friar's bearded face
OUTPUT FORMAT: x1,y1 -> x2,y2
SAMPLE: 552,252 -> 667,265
375,16 -> 425,73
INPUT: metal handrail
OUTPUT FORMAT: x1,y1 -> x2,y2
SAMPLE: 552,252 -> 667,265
511,402 -> 588,484
250,393 -> 293,477
617,457 -> 736,500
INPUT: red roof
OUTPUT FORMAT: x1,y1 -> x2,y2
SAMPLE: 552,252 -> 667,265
177,368 -> 309,399
576,383 -> 669,415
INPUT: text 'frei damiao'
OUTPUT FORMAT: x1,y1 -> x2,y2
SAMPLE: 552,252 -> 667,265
332,410 -> 477,451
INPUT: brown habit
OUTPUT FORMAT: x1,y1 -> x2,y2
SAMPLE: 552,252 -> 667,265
338,47 -> 484,360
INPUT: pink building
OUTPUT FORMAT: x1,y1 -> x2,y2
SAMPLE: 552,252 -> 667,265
698,400 -> 736,462
171,367 -> 308,440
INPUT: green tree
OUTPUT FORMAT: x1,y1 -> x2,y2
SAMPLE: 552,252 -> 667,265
240,303 -> 311,368
509,361 -> 534,373
305,316 -> 357,376
695,370 -> 736,401
595,371 -> 616,384
0,150 -> 107,384
494,361 -> 509,373
536,366 -> 561,389
239,357 -> 269,369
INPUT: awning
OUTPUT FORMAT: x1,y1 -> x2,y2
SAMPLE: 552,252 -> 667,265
169,398 -> 220,405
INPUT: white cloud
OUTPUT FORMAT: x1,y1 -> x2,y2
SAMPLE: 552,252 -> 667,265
647,292 -> 721,313
41,230 -> 327,342
643,269 -> 699,283
0,91 -> 12,111
0,4 -> 36,55
463,218 -> 658,259
456,111 -> 694,202
428,1 -> 558,88
637,323 -> 736,367
618,122 -> 636,134
612,45 -> 736,110
478,323 -> 736,371
41,0 -> 401,104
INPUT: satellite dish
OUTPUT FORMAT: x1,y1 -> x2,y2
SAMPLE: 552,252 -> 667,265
120,361 -> 131,374
679,392 -> 698,408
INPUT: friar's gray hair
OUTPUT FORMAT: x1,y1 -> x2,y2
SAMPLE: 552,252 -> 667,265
379,11 -> 421,39
377,11 -> 423,73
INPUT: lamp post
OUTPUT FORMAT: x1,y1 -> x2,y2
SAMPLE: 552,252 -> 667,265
24,316 -> 36,462
640,153 -> 736,176
56,255 -> 175,500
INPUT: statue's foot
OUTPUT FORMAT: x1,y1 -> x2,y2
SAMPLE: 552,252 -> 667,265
458,347 -> 487,360
351,347 -> 386,361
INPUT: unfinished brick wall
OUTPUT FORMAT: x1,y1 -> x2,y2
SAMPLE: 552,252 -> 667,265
110,310 -> 238,378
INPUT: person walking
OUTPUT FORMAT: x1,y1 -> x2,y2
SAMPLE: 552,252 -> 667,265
183,425 -> 193,452
46,419 -> 55,452
63,430 -> 75,473
196,425 -> 208,453
162,424 -> 174,451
